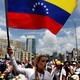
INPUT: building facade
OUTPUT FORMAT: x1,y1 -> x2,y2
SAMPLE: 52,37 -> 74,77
26,35 -> 36,55
0,39 -> 25,61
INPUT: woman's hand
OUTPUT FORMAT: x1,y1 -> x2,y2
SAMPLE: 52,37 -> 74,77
7,47 -> 13,56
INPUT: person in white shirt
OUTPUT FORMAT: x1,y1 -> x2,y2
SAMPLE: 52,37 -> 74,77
7,47 -> 52,80
60,61 -> 73,80
51,60 -> 62,80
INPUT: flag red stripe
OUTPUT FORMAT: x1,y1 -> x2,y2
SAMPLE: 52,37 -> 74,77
8,12 -> 62,34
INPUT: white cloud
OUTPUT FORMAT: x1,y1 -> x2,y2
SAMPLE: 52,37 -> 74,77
77,0 -> 80,12
59,26 -> 80,52
64,30 -> 72,37
0,21 -> 6,26
77,26 -> 80,41
37,30 -> 60,54
0,15 -> 6,26
62,43 -> 74,52
20,35 -> 26,41
37,25 -> 80,55
0,28 -> 12,39
57,30 -> 76,53
16,35 -> 26,42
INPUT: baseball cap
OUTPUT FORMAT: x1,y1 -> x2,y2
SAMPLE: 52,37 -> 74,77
56,61 -> 62,65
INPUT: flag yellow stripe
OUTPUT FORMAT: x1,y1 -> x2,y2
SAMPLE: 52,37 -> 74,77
45,0 -> 77,14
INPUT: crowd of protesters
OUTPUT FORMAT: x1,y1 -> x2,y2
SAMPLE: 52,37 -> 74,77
0,47 -> 80,80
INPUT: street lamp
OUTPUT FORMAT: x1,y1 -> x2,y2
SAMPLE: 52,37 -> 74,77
70,18 -> 79,60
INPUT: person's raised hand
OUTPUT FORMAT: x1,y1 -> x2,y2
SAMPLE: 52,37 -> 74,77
7,47 -> 13,56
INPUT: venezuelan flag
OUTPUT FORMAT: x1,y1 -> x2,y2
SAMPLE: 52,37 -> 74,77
7,0 -> 77,34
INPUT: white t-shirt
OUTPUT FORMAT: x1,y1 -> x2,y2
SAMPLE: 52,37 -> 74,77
10,56 -> 52,80
60,68 -> 66,80
25,68 -> 52,80
51,67 -> 60,80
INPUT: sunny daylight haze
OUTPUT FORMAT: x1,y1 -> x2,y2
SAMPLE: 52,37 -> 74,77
0,0 -> 80,55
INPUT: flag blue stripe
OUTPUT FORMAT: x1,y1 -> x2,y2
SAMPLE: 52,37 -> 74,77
8,0 -> 70,25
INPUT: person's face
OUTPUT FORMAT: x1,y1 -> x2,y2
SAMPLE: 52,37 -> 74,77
56,65 -> 61,69
65,62 -> 69,67
37,57 -> 47,71
73,64 -> 76,67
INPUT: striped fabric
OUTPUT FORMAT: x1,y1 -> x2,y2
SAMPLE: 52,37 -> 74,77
7,0 -> 77,34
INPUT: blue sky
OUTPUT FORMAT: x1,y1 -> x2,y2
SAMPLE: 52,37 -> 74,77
0,0 -> 80,55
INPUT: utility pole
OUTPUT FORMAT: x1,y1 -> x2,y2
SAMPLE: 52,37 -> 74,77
70,18 -> 78,60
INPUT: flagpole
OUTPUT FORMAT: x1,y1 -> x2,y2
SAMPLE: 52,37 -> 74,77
4,0 -> 10,47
